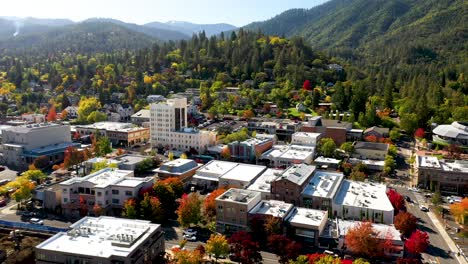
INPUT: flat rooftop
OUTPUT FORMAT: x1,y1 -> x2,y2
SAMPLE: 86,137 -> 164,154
216,188 -> 261,204
336,220 -> 401,241
195,160 -> 238,178
113,154 -> 147,165
334,180 -> 393,212
220,164 -> 266,183
314,156 -> 341,164
76,122 -> 146,132
60,168 -> 134,188
286,207 -> 328,228
249,200 -> 294,218
354,141 -> 389,151
302,171 -> 344,199
247,168 -> 283,193
3,123 -> 67,133
36,216 -> 161,258
417,155 -> 468,173
278,164 -> 316,185
261,145 -> 315,161
292,132 -> 322,139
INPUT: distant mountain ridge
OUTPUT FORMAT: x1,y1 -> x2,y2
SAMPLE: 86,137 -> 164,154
144,20 -> 237,36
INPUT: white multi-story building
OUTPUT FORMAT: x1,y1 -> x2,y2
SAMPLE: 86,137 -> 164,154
260,144 -> 315,168
0,123 -> 79,170
60,168 -> 154,217
35,216 -> 165,264
291,132 -> 322,146
150,97 -> 216,153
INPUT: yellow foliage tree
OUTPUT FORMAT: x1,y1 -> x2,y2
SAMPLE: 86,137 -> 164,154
450,198 -> 468,225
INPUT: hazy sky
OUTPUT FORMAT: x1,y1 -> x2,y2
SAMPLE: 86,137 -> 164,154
0,0 -> 328,26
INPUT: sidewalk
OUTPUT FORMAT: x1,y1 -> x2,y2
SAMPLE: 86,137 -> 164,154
428,210 -> 468,264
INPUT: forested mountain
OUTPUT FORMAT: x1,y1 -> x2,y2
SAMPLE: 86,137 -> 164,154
144,21 -> 237,36
245,0 -> 467,65
0,17 -> 74,40
0,22 -> 157,54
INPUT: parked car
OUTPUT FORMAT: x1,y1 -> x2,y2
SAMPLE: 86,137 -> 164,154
419,205 -> 429,212
183,234 -> 197,241
29,218 -> 44,225
183,228 -> 197,236
448,196 -> 462,204
404,196 -> 412,203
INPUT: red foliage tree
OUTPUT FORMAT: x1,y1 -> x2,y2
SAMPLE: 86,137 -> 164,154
387,189 -> 406,212
364,135 -> 378,142
394,212 -> 417,237
303,80 -> 312,90
405,230 -> 430,255
228,231 -> 262,264
46,105 -> 57,122
79,196 -> 88,217
63,146 -> 84,169
414,128 -> 425,139
307,253 -> 326,263
203,188 -> 226,218
267,234 -> 302,264
344,221 -> 386,258
397,258 -> 421,264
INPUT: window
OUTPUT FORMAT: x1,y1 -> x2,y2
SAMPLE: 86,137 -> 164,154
63,198 -> 68,203
112,190 -> 119,195
125,191 -> 132,196
112,199 -> 120,204
63,189 -> 67,193
97,192 -> 102,197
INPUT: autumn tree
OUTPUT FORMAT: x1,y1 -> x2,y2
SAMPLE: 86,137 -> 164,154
264,216 -> 282,236
46,105 -> 57,122
243,109 -> 255,120
344,222 -> 385,258
450,198 -> 468,225
405,230 -> 430,255
91,159 -> 118,173
203,188 -> 226,219
206,234 -> 229,263
11,177 -> 35,205
173,248 -> 203,264
177,193 -> 202,228
414,128 -> 425,139
268,234 -> 302,264
228,231 -> 262,264
77,97 -> 101,122
140,193 -> 164,223
63,146 -> 84,169
303,80 -> 312,90
122,198 -> 137,219
386,189 -> 405,212
61,109 -> 68,120
396,258 -> 420,264
394,211 -> 417,237
220,147 -> 231,160
152,177 -> 184,220
93,204 -> 103,216
32,155 -> 50,169
22,169 -> 47,183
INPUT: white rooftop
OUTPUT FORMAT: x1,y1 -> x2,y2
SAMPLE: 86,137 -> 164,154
287,207 -> 328,228
417,155 -> 468,173
433,122 -> 468,139
60,168 -> 135,188
314,156 -> 342,165
77,122 -> 145,132
220,163 -> 266,183
292,132 -> 322,139
249,200 -> 294,218
247,168 -> 284,193
261,145 -> 315,161
195,160 -> 238,179
334,180 -> 393,212
336,220 -> 402,241
302,171 -> 344,199
278,164 -> 316,185
36,216 -> 161,258
216,188 -> 261,204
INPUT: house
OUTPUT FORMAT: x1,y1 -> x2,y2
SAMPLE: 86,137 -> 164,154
153,158 -> 202,181
64,106 -> 79,119
215,188 -> 262,234
363,126 -> 389,140
352,142 -> 389,161
21,113 -> 45,123
414,154 -> 468,196
271,164 -> 316,206
113,154 -> 149,171
146,95 -> 166,103
432,121 -> 468,147
35,216 -> 165,264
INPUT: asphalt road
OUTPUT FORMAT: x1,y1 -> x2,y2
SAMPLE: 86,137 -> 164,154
396,186 -> 460,264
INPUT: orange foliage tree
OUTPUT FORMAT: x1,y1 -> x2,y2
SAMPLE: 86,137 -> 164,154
450,198 -> 468,225
176,193 -> 202,228
46,105 -> 57,122
344,221 -> 387,258
203,188 -> 226,219
394,211 -> 417,237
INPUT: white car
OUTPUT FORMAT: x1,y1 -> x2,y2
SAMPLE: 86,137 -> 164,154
183,234 -> 197,241
183,228 -> 197,236
419,205 -> 429,212
29,218 -> 44,225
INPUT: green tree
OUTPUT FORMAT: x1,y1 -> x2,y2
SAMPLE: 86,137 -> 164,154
206,234 -> 229,263
140,193 -> 164,223
122,198 -> 137,219
95,136 -> 112,156
87,111 -> 107,123
384,155 -> 396,174
91,159 -> 117,173
340,142 -> 354,155
389,128 -> 401,141
431,192 -> 442,205
319,138 -> 337,157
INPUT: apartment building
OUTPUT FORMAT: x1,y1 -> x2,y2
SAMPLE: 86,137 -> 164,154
60,168 -> 154,217
0,123 -> 79,170
271,164 -> 316,206
74,122 -> 149,147
215,188 -> 262,234
414,154 -> 468,196
36,216 -> 165,264
150,97 -> 216,153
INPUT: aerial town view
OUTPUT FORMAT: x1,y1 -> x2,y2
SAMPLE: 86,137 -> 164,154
0,0 -> 466,263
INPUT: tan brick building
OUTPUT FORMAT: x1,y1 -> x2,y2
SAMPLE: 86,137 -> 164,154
271,164 -> 316,206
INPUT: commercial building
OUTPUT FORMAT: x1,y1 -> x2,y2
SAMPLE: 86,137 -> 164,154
74,122 -> 150,148
260,145 -> 315,168
314,156 -> 342,169
147,95 -> 166,103
113,154 -> 150,171
352,141 -> 389,161
320,220 -> 403,258
332,180 -> 394,224
291,132 -> 322,146
228,135 -> 274,163
215,188 -> 262,234
153,158 -> 202,181
246,119 -> 302,141
60,168 -> 154,217
301,171 -> 344,211
285,207 -> 328,246
192,160 -> 266,190
363,126 -> 389,140
247,168 -> 284,199
131,109 -> 150,127
432,121 -> 468,147
0,123 -> 79,170
150,97 -> 216,153
414,154 -> 468,196
271,164 -> 316,206
301,116 -> 352,145
249,200 -> 294,224
35,216 -> 165,264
